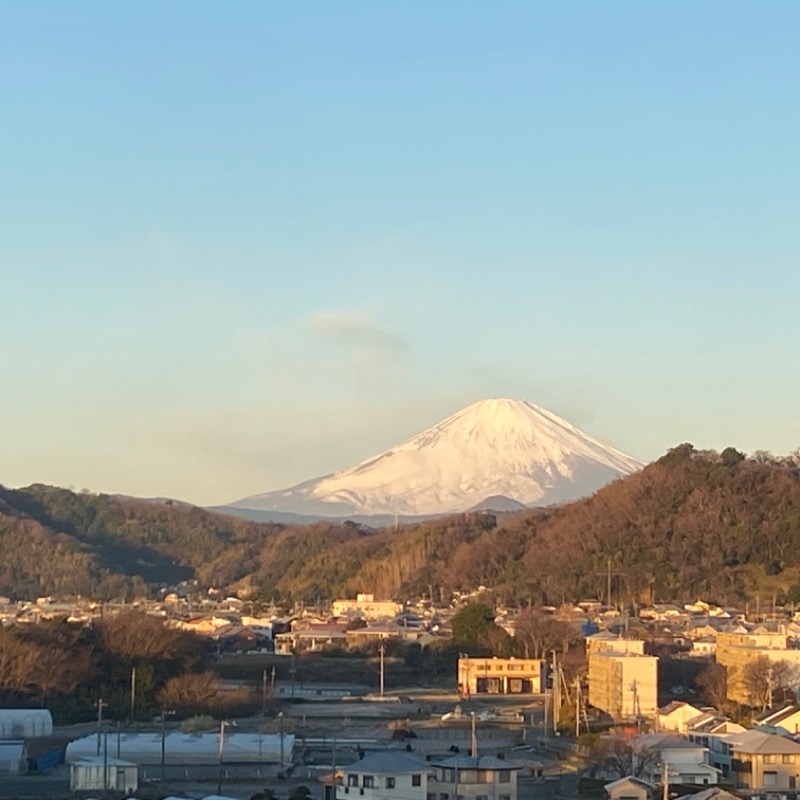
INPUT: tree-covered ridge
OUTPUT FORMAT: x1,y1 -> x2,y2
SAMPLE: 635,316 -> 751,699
3,445 -> 800,604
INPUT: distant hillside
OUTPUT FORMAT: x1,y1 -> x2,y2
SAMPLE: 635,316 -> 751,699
3,445 -> 800,604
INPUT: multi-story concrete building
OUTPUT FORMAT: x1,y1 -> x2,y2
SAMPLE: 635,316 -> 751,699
586,633 -> 645,656
588,651 -> 658,721
457,657 -> 545,696
716,632 -> 800,704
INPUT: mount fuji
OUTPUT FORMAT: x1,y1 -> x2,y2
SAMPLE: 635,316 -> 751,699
223,399 -> 644,521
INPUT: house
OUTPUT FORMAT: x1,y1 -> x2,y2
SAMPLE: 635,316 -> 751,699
457,658 -> 545,697
753,705 -> 800,735
637,735 -> 719,786
686,717 -> 746,780
604,776 -> 653,800
723,729 -> 800,790
346,624 -> 404,649
430,755 -> 521,800
688,637 -> 717,657
341,751 -> 429,800
69,757 -> 138,793
657,702 -> 706,734
274,623 -> 348,654
212,624 -> 272,653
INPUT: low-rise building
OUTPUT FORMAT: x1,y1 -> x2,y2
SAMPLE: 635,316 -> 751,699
637,735 -> 719,786
341,751 -> 429,800
69,757 -> 138,793
431,755 -> 521,800
723,729 -> 800,790
604,776 -> 653,800
457,658 -> 545,696
332,594 -> 403,620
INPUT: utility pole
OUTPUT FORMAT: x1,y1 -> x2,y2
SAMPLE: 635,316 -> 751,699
470,712 -> 477,757
552,651 -> 560,734
161,709 -> 168,786
331,734 -> 337,800
217,720 -> 234,796
766,665 -> 774,710
130,666 -> 136,722
279,712 -> 285,773
543,678 -> 549,741
96,699 -> 106,756
379,641 -> 385,697
102,727 -> 108,799
262,669 -> 268,715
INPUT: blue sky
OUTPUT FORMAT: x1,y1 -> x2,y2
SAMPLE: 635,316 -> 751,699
1,2 -> 799,504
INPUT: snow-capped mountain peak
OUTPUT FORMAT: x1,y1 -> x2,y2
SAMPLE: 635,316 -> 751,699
227,398 -> 643,518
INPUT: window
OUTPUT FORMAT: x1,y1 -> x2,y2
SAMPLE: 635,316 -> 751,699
427,794 -> 436,800
476,795 -> 488,800
386,778 -> 396,789
498,771 -> 511,784
764,755 -> 776,765
412,775 -> 422,787
348,776 -> 359,787
439,793 -> 449,800
783,755 -> 796,765
764,771 -> 777,787
499,795 -> 511,800
363,776 -> 374,788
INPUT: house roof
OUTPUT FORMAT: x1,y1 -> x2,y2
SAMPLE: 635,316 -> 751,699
433,755 -> 520,771
639,734 -> 706,751
727,730 -> 800,754
605,776 -> 654,791
754,704 -> 800,726
343,752 -> 429,774
685,789 -> 741,800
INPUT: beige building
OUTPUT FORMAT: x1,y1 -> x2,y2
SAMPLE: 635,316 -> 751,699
725,729 -> 800,790
605,776 -> 653,800
588,651 -> 658,721
431,754 -> 520,800
716,632 -> 800,704
458,657 -> 546,696
332,594 -> 403,620
587,633 -> 645,656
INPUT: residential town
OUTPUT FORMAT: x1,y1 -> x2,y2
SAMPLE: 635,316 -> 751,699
5,588 -> 800,799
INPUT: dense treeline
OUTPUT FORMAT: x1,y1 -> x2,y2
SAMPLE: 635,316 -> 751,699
3,445 -> 800,605
0,613 -> 255,721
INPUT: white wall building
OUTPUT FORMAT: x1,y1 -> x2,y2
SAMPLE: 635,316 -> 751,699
431,755 -> 521,800
341,751 -> 429,800
69,757 -> 138,793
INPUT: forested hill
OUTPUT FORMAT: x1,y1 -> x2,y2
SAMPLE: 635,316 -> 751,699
3,444 -> 800,604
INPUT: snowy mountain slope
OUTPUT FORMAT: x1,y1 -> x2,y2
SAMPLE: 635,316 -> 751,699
227,398 -> 644,518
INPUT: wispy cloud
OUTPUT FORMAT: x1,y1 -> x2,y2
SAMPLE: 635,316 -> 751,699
307,310 -> 408,363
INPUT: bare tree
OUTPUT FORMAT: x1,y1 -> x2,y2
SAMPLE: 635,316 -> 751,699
743,656 -> 800,710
